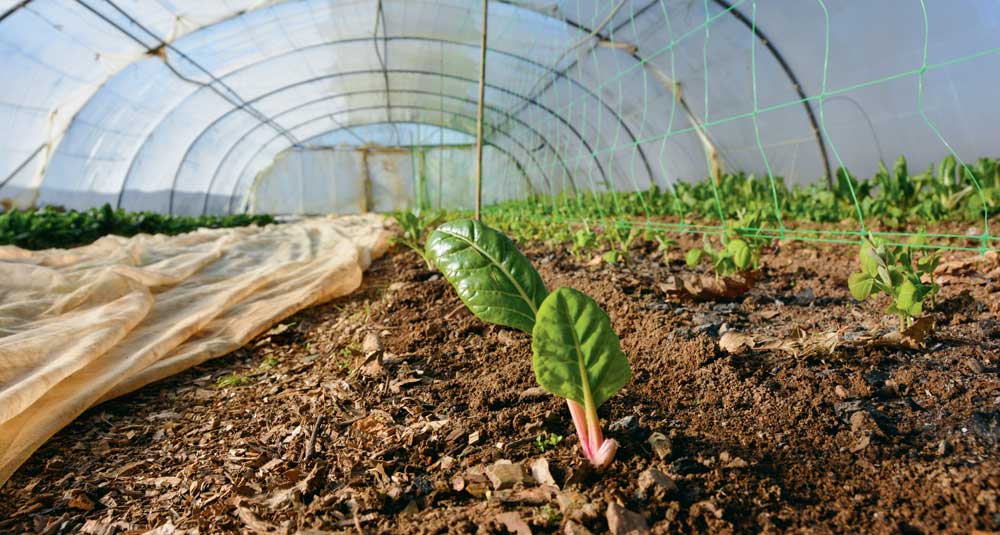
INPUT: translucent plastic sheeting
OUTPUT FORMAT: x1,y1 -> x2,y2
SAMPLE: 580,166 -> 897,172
0,214 -> 392,486
1,0 -> 999,214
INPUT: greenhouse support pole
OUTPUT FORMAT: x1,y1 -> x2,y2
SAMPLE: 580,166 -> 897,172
474,0 -> 488,220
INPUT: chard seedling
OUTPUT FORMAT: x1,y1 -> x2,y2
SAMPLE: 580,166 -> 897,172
427,219 -> 631,467
532,287 -> 631,467
848,235 -> 940,331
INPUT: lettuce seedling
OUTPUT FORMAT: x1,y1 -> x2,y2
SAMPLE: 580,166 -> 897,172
848,235 -> 940,331
427,219 -> 631,467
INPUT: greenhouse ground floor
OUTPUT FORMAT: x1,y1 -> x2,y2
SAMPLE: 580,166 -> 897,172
1,228 -> 998,534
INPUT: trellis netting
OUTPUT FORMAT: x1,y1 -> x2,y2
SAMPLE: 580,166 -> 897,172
0,0 -> 998,250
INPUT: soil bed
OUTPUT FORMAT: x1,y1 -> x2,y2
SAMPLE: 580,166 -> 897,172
2,236 -> 999,534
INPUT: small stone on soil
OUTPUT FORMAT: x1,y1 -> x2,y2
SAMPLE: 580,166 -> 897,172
495,511 -> 532,535
636,468 -> 678,501
609,415 -> 640,435
486,460 -> 528,490
564,520 -> 595,535
647,432 -> 672,460
530,457 -> 557,487
606,502 -> 649,535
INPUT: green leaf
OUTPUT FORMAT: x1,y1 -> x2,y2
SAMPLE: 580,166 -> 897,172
426,219 -> 548,333
531,287 -> 631,409
727,239 -> 751,270
685,248 -> 703,267
859,243 -> 880,277
895,279 -> 917,312
848,272 -> 874,301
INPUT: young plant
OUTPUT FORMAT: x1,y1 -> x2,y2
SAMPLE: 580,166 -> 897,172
684,211 -> 768,277
534,432 -> 564,452
427,219 -> 631,468
390,210 -> 443,268
532,287 -> 631,467
848,235 -> 940,331
601,226 -> 640,265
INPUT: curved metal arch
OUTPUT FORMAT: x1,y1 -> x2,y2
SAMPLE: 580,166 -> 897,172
220,105 -> 567,215
239,121 -> 534,215
113,34 -> 652,205
710,0 -> 832,186
168,74 -> 588,213
196,91 -> 576,215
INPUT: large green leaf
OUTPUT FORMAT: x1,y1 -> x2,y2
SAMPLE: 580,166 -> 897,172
426,219 -> 548,333
531,287 -> 630,408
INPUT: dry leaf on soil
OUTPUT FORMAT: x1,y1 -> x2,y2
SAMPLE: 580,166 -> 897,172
848,316 -> 935,350
720,317 -> 935,357
719,328 -> 839,358
660,270 -> 760,302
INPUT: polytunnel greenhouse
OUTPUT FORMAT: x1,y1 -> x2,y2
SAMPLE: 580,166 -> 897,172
1,0 -> 999,532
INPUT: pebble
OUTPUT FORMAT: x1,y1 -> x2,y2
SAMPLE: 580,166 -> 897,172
486,460 -> 528,490
495,511 -> 532,535
606,503 -> 649,535
608,415 -> 639,434
636,468 -> 678,501
646,432 -> 672,460
530,457 -> 557,487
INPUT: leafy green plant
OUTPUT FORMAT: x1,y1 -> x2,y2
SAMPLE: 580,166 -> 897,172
534,432 -> 564,452
0,204 -> 274,250
848,235 -> 940,331
570,226 -> 598,260
601,226 -> 640,265
427,219 -> 631,468
216,373 -> 250,388
532,287 -> 631,467
390,210 -> 445,268
684,211 -> 768,277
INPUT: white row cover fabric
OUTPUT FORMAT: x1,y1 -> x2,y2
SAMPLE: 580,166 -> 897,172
1,0 -> 999,214
0,214 -> 392,486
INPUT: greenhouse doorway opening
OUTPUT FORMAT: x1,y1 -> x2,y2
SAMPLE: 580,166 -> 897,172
245,122 -> 525,216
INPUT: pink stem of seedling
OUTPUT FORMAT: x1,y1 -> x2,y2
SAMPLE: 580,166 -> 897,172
566,399 -> 618,468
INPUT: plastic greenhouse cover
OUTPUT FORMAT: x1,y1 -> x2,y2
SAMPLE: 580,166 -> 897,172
1,1 -> 999,214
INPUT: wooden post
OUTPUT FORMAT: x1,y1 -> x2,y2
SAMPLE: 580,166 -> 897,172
474,0 -> 488,220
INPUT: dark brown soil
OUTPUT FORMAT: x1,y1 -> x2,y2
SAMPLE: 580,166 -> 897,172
2,237 -> 999,535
